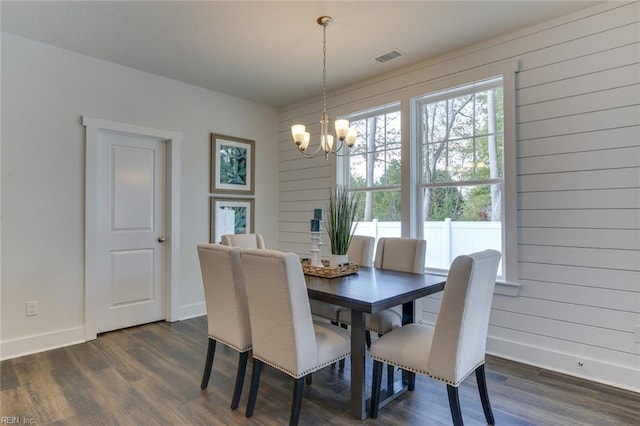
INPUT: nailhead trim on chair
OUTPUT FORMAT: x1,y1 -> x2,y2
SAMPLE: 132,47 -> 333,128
209,334 -> 252,353
255,354 -> 349,379
370,355 -> 484,386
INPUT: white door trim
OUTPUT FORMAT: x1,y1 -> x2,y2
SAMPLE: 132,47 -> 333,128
83,116 -> 181,340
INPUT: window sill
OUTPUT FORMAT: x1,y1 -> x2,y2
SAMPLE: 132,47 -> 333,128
495,280 -> 521,297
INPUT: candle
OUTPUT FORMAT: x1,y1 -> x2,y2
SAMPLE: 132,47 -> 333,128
313,208 -> 323,220
310,219 -> 320,232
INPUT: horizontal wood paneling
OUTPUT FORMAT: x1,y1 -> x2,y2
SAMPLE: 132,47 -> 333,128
518,63 -> 640,106
519,168 -> 639,192
519,209 -> 640,229
519,262 -> 640,292
519,105 -> 640,140
520,245 -> 639,271
488,325 -> 640,368
517,279 -> 639,313
278,1 -> 640,391
519,126 -> 640,157
518,84 -> 640,123
518,146 -> 640,175
519,227 -> 640,250
490,309 -> 636,355
519,188 -> 640,210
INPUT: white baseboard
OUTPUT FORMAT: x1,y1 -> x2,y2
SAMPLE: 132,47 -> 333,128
175,301 -> 206,321
487,336 -> 640,393
0,326 -> 85,361
1,303 -> 206,360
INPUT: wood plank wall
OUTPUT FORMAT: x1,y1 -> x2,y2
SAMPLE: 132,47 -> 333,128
278,2 -> 640,391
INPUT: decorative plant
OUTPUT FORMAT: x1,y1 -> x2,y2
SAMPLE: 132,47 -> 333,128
325,186 -> 360,255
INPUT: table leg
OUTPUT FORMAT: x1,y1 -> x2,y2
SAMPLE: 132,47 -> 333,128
350,309 -> 367,420
401,300 -> 416,385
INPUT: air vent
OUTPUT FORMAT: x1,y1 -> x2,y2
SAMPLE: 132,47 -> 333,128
373,49 -> 404,63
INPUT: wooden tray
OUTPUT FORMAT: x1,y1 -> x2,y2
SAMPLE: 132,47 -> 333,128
301,259 -> 359,278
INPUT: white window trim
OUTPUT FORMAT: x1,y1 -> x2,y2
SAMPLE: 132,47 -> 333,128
338,61 -> 520,295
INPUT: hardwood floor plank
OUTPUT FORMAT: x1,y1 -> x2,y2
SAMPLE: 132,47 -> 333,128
1,318 -> 638,425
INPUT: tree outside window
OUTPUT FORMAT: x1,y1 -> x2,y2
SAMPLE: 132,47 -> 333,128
344,104 -> 402,239
418,77 -> 504,274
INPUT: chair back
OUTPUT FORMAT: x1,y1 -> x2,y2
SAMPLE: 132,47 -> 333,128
348,235 -> 375,267
240,249 -> 318,377
197,243 -> 251,352
374,237 -> 426,273
428,249 -> 501,385
221,233 -> 266,249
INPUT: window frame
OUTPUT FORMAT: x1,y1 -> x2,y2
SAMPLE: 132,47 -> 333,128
338,61 -> 519,290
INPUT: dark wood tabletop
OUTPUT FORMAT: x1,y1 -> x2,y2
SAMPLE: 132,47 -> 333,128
305,266 -> 446,314
304,266 -> 446,419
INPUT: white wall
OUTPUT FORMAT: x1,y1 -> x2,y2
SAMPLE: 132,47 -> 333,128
279,2 -> 640,391
1,33 -> 280,358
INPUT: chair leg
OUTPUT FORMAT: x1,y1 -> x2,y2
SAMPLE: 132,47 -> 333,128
231,351 -> 249,410
290,377 -> 305,426
245,359 -> 263,418
446,385 -> 464,426
387,364 -> 395,392
330,321 -> 338,368
370,360 -> 384,418
408,371 -> 416,391
305,373 -> 312,385
338,324 -> 348,370
475,364 -> 495,425
200,338 -> 216,389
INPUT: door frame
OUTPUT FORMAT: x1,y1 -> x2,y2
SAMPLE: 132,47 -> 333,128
83,116 -> 182,341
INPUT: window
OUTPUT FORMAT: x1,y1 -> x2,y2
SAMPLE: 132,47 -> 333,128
338,66 -> 516,285
417,77 -> 505,277
342,103 -> 402,240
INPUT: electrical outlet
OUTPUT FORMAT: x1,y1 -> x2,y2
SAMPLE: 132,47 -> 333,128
26,301 -> 38,316
634,325 -> 640,344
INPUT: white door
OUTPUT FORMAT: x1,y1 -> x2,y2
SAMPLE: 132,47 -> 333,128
95,131 -> 166,333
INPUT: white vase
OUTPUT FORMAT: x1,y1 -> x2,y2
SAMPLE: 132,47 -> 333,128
329,254 -> 349,268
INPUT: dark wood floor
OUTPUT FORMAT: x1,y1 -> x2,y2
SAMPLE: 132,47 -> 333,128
2,316 -> 638,425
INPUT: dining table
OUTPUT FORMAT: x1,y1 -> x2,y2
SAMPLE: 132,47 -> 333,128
304,266 -> 446,420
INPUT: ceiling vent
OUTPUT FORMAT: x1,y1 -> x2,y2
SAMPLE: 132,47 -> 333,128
373,49 -> 404,63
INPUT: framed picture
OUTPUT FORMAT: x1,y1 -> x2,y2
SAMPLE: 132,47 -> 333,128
211,133 -> 255,195
210,197 -> 255,243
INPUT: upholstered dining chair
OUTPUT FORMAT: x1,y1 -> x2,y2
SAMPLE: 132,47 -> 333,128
338,237 -> 426,386
370,249 -> 502,426
347,234 -> 375,267
221,233 -> 266,249
240,248 -> 351,426
197,243 -> 252,410
338,237 -> 427,340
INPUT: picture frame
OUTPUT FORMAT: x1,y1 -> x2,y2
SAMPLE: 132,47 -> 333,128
211,133 -> 255,195
210,197 -> 255,243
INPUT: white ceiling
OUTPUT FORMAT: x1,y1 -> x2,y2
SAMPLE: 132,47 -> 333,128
1,1 -> 601,107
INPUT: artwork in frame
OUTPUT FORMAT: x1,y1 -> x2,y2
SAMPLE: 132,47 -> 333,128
210,197 -> 255,243
211,133 -> 255,195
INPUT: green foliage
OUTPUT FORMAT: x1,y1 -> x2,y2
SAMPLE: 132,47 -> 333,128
325,186 -> 361,255
219,146 -> 247,185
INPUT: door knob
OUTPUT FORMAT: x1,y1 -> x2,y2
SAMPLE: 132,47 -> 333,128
158,237 -> 167,243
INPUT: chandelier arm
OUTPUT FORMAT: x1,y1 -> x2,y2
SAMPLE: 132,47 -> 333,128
298,144 -> 324,159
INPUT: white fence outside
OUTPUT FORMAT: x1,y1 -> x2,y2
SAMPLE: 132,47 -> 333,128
354,219 -> 502,270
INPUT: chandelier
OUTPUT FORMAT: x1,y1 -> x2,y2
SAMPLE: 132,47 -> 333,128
291,16 -> 356,159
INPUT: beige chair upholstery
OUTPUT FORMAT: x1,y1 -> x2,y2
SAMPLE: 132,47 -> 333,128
370,250 -> 502,425
197,243 -> 252,410
221,233 -> 266,249
347,235 -> 375,267
240,248 -> 350,425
